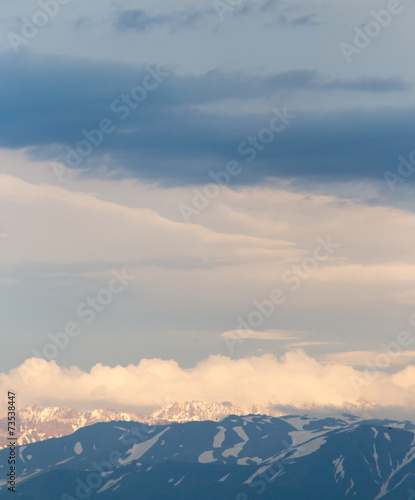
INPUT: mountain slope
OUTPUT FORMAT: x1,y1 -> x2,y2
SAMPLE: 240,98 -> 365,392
1,413 -> 414,499
0,401 -> 284,448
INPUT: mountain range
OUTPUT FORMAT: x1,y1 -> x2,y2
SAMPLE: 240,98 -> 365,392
0,401 -> 284,449
1,410 -> 414,499
0,400 -> 378,450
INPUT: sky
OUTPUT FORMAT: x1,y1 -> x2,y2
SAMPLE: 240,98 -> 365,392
1,0 -> 415,415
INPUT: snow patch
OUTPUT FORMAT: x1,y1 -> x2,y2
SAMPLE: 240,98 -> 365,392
198,450 -> 216,463
55,457 -> 74,466
74,442 -> 83,455
174,476 -> 185,486
345,479 -> 354,495
237,456 -> 263,465
19,446 -> 27,463
288,435 -> 326,459
373,443 -> 381,478
234,426 -> 249,442
213,426 -> 226,448
283,417 -> 308,430
119,428 -> 170,466
333,456 -> 345,483
97,474 -> 127,493
222,427 -> 249,458
219,473 -> 230,482
243,416 -> 254,423
245,465 -> 269,484
289,429 -> 327,448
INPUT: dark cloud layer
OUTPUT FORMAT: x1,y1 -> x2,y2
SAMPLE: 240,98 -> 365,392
113,1 -> 318,33
0,51 -> 412,185
115,9 -> 206,32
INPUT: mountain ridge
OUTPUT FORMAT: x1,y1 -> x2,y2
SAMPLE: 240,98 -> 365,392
1,413 -> 414,499
0,399 -> 377,449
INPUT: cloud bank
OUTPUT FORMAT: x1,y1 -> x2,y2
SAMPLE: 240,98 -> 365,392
0,51 -> 411,185
3,352 -> 415,415
2,156 -> 415,372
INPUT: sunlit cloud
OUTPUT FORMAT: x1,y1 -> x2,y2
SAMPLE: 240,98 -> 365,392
2,352 -> 415,414
221,329 -> 306,340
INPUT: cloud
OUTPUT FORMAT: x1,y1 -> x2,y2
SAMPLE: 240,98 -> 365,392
287,341 -> 343,347
4,162 -> 415,278
0,173 -> 297,266
221,329 -> 306,340
324,351 -> 415,367
315,264 -> 415,283
0,52 -> 410,185
114,9 -> 206,32
113,1 -> 286,33
278,13 -> 319,27
3,352 -> 415,413
3,155 -> 415,372
324,76 -> 407,93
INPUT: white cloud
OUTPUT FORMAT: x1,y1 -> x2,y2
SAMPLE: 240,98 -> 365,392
3,352 -> 415,413
287,341 -> 343,347
324,350 -> 415,366
3,149 -> 415,286
2,150 -> 415,373
221,329 -> 306,340
0,173 -> 297,267
315,264 -> 415,283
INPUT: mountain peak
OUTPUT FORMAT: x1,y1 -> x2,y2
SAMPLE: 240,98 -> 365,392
0,399 -> 376,448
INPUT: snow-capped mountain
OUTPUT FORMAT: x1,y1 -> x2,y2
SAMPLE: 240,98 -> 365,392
0,401 -> 284,449
0,406 -> 145,449
149,400 -> 284,423
1,413 -> 414,499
